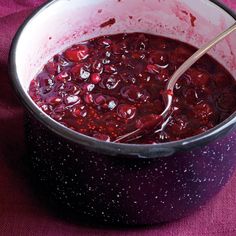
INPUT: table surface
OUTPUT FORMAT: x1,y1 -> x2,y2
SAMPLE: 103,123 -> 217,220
0,1 -> 236,235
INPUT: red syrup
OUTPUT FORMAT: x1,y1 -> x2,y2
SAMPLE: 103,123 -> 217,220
29,33 -> 236,143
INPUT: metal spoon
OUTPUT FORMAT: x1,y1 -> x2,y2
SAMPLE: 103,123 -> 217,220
115,22 -> 236,143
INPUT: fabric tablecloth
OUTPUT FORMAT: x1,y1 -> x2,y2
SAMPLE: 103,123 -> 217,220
0,1 -> 236,235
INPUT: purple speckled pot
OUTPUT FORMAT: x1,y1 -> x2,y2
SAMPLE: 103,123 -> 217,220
9,0 -> 236,225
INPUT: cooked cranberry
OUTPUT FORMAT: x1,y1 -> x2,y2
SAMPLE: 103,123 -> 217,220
102,58 -> 111,65
157,40 -> 170,50
54,104 -> 66,113
146,64 -> 159,74
187,68 -> 210,87
71,64 -> 91,81
158,69 -> 169,81
29,33 -> 236,143
94,94 -> 106,106
217,93 -> 236,111
104,65 -> 117,74
184,88 -> 199,104
194,102 -> 214,124
107,98 -> 118,110
94,94 -> 118,110
71,64 -> 82,76
139,100 -> 164,114
29,80 -> 40,101
73,105 -> 87,117
80,67 -> 91,80
54,54 -> 71,67
84,93 -> 94,104
117,104 -> 136,119
148,51 -> 169,66
120,72 -> 136,84
45,61 -> 58,75
169,115 -> 189,134
92,60 -> 104,73
171,46 -> 192,65
51,112 -> 64,121
98,38 -> 112,47
91,73 -> 101,84
37,72 -> 52,88
41,104 -> 49,112
62,82 -> 80,94
100,75 -> 120,90
55,71 -> 69,83
121,85 -> 143,102
81,83 -> 95,92
133,33 -> 148,50
113,39 -> 128,54
132,52 -> 144,59
46,96 -> 62,106
64,45 -> 89,61
193,126 -> 210,136
64,95 -> 80,105
214,73 -> 232,88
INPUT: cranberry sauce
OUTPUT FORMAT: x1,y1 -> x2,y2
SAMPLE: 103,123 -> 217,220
29,33 -> 236,144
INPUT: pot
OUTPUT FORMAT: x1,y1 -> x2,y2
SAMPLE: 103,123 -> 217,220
9,0 -> 236,225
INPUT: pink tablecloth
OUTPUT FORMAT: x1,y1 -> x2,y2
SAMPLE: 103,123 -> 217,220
0,1 -> 236,235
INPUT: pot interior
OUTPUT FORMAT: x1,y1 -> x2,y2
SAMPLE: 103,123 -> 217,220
15,0 -> 236,93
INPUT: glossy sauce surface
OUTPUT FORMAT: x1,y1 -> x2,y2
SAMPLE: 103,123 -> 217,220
29,33 -> 236,143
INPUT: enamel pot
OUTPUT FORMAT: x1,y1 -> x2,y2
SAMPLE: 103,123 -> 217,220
9,0 -> 236,225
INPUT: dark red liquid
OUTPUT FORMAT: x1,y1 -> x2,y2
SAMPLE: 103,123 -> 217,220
29,33 -> 236,143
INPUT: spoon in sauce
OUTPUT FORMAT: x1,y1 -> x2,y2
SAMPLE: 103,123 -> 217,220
114,22 -> 236,143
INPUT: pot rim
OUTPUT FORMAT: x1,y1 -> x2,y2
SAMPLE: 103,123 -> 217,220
9,0 -> 236,158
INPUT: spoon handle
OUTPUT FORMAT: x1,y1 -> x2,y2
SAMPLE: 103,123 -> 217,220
161,22 -> 236,118
167,22 -> 236,92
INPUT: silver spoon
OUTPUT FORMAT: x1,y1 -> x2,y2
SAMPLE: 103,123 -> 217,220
115,22 -> 236,143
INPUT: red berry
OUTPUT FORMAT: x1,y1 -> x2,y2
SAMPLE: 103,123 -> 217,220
64,95 -> 80,105
121,85 -> 150,102
91,73 -> 101,84
45,61 -> 58,75
170,116 -> 189,135
217,93 -> 236,111
104,64 -> 117,74
92,60 -> 104,73
117,104 -> 136,120
98,38 -> 112,47
184,88 -> 199,104
187,68 -> 210,87
100,75 -> 121,90
55,71 -> 69,82
193,102 -> 214,124
158,69 -> 169,81
46,96 -> 62,106
94,94 -> 106,106
146,64 -> 159,74
64,45 -> 89,62
148,51 -> 169,66
84,93 -> 94,104
214,73 -> 232,88
171,46 -> 192,65
73,105 -> 87,117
